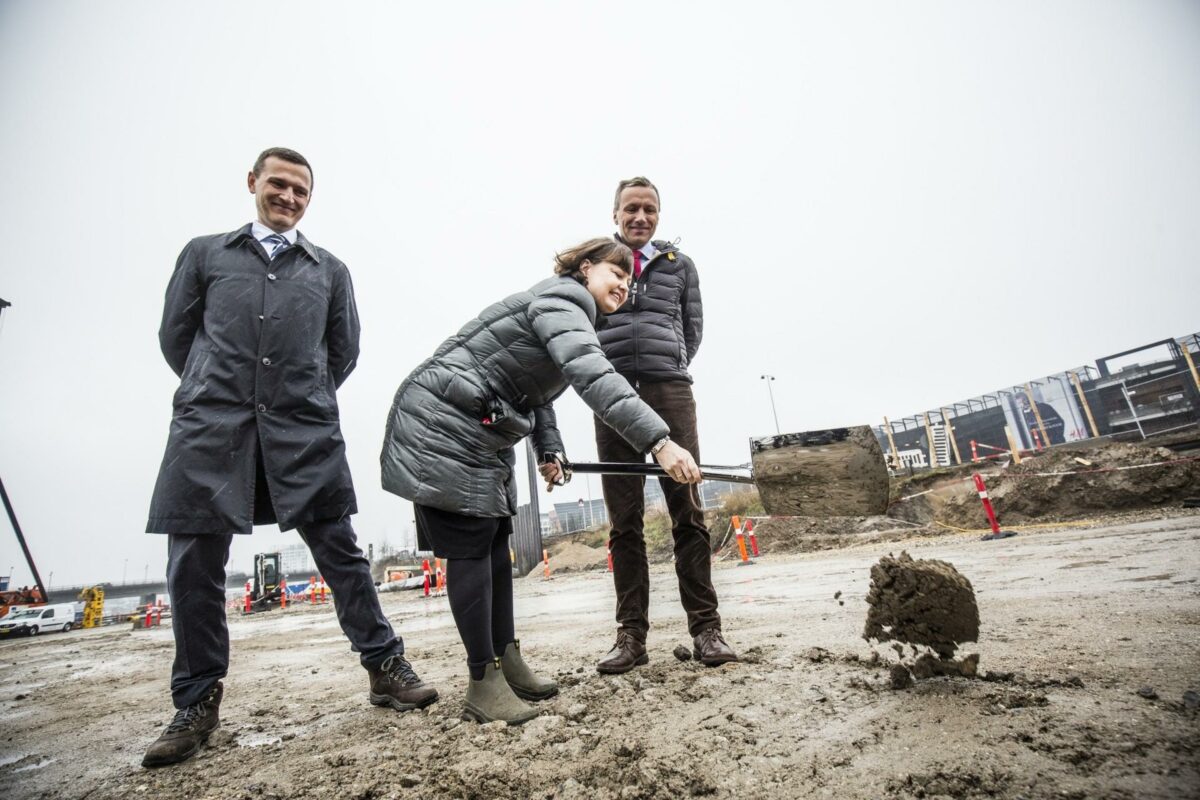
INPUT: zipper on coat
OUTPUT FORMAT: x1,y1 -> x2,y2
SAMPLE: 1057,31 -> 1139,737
630,250 -> 661,387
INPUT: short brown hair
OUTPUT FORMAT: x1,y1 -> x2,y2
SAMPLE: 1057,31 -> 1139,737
553,238 -> 633,278
613,176 -> 660,211
253,147 -> 313,184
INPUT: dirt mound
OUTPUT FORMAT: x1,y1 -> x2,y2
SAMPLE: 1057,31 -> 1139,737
527,542 -> 606,579
747,515 -> 934,554
941,441 -> 1200,527
863,551 -> 979,658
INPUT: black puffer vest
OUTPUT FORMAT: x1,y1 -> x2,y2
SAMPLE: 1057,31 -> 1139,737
597,238 -> 703,384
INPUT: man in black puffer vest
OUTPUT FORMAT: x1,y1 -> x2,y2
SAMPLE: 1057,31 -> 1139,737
594,176 -> 738,673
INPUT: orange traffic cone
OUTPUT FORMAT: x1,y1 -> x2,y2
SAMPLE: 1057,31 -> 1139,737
735,522 -> 753,566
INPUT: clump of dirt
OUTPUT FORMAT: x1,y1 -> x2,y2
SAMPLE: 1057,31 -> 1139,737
863,551 -> 980,658
887,652 -> 980,689
940,441 -> 1200,527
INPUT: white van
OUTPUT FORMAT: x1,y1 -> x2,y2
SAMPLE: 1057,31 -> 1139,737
0,603 -> 78,636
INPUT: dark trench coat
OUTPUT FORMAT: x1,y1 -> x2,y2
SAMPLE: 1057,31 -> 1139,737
146,224 -> 360,535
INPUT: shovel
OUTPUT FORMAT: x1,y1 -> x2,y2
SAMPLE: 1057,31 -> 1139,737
562,425 -> 890,517
563,460 -> 755,484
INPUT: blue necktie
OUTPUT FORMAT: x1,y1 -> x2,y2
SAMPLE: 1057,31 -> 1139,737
262,234 -> 289,260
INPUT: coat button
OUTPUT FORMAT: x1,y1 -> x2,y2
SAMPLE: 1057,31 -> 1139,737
257,404 -> 267,412
267,273 -> 277,281
262,357 -> 272,366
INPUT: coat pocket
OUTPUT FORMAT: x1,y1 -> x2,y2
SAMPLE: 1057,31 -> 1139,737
479,389 -> 535,440
177,346 -> 215,401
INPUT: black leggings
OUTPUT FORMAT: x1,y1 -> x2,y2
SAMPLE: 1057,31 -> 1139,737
445,527 -> 515,679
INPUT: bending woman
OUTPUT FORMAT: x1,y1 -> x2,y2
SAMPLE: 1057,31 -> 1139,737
380,237 -> 701,725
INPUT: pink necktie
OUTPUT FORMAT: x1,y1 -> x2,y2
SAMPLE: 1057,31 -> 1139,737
633,249 -> 642,279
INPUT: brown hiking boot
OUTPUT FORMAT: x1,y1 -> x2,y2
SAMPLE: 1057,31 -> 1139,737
596,631 -> 648,674
141,682 -> 223,768
368,654 -> 439,711
693,628 -> 738,666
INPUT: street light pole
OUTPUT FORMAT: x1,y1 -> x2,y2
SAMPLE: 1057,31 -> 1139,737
760,374 -> 780,434
0,298 -> 49,604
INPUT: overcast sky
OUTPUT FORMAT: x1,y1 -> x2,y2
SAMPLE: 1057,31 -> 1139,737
1,1 -> 1197,588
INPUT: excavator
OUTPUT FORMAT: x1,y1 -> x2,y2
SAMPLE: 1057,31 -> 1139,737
247,552 -> 285,612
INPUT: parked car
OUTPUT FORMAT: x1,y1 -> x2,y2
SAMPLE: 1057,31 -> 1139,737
0,603 -> 78,636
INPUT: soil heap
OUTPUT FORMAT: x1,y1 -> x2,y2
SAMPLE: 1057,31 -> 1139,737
527,541 -> 607,578
863,551 -> 979,658
941,440 -> 1199,526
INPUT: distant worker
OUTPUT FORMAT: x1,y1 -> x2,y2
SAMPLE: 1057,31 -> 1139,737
142,148 -> 436,769
381,237 -> 703,725
594,177 -> 738,673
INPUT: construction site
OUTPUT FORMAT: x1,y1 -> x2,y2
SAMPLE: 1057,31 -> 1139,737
1,330 -> 1198,799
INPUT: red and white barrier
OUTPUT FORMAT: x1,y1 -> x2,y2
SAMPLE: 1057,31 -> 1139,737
746,518 -> 760,558
973,473 -> 1016,541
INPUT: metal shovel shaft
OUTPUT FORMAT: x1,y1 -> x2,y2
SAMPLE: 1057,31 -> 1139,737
565,461 -> 755,484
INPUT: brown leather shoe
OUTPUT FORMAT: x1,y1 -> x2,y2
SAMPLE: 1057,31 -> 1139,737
693,628 -> 738,666
142,682 -> 223,768
596,631 -> 648,674
368,654 -> 439,711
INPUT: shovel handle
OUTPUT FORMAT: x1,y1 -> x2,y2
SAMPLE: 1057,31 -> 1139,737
564,461 -> 755,485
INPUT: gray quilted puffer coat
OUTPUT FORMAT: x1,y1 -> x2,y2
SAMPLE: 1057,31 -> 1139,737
597,239 -> 702,384
381,275 -> 670,517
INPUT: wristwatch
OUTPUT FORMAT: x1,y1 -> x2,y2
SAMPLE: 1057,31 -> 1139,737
650,436 -> 671,456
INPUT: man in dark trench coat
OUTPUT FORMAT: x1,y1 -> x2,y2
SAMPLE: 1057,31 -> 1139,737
141,147 -> 437,769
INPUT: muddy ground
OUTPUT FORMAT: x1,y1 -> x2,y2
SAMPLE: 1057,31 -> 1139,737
2,513 -> 1198,799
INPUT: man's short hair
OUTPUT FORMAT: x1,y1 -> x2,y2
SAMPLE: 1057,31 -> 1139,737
613,176 -> 660,211
253,147 -> 314,184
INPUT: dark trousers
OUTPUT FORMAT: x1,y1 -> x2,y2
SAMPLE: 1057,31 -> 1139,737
594,380 -> 720,640
166,517 -> 404,709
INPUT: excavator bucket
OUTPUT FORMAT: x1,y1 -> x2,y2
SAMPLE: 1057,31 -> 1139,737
750,425 -> 890,517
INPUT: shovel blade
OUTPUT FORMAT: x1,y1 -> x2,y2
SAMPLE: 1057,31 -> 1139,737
750,425 -> 890,517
